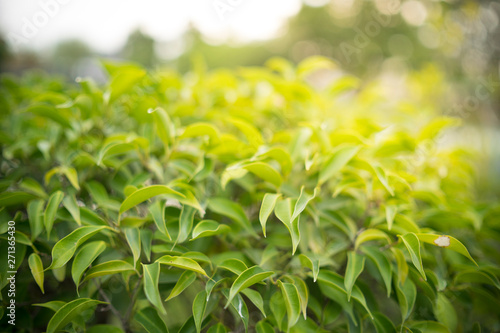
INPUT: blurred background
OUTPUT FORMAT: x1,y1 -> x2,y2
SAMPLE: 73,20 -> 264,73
0,0 -> 499,195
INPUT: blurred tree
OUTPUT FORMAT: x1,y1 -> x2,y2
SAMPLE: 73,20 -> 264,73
52,39 -> 92,77
0,35 -> 10,72
122,28 -> 157,68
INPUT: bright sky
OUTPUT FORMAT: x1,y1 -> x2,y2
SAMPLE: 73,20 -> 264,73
0,0 -> 303,53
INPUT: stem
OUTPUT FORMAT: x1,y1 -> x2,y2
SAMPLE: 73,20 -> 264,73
124,275 -> 143,332
95,282 -> 128,332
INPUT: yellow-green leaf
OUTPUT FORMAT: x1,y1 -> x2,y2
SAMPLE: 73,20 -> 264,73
82,260 -> 135,283
72,241 -> 106,288
416,233 -> 477,266
119,185 -> 185,216
166,270 -> 197,301
399,233 -> 426,280
278,281 -> 301,329
142,262 -> 166,315
259,193 -> 281,237
44,191 -> 64,239
49,226 -> 111,269
149,201 -> 170,239
28,253 -> 44,293
47,298 -> 106,333
191,220 -> 230,240
225,266 -> 274,308
125,228 -> 141,264
355,229 -> 391,250
319,145 -> 360,184
344,251 -> 365,301
156,255 -> 207,276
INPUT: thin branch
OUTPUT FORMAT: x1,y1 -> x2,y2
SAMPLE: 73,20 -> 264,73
124,275 -> 143,331
95,281 -> 128,331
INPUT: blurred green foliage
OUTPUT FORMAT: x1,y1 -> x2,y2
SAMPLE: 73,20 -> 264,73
0,57 -> 499,332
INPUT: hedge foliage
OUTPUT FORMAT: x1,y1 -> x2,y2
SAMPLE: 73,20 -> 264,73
0,57 -> 499,332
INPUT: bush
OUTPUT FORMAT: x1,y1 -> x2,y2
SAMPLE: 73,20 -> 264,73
0,58 -> 499,332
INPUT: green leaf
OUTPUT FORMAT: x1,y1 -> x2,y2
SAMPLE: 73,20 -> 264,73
225,266 -> 274,308
166,270 -> 197,301
125,227 -> 141,264
149,201 -> 170,240
409,321 -> 450,333
222,289 -> 249,332
319,145 -> 360,184
361,246 -> 393,297
316,270 -> 373,319
149,107 -> 175,149
278,281 -> 301,329
44,191 -> 64,238
143,262 -> 166,315
256,146 -> 293,175
344,251 -> 365,301
156,255 -> 208,276
28,253 -> 44,293
298,254 -> 319,282
0,191 -> 37,207
207,198 -> 257,237
135,307 -> 169,333
454,269 -> 500,289
141,229 -> 153,261
25,103 -> 71,127
46,298 -> 106,333
180,122 -> 220,143
229,117 -> 263,148
178,205 -> 196,243
290,276 -> 308,320
193,290 -> 208,333
395,276 -> 416,321
242,162 -> 282,187
207,323 -> 228,333
399,233 -> 426,280
72,241 -> 106,288
241,288 -> 266,317
49,226 -> 111,269
256,321 -> 275,333
63,194 -> 81,226
52,265 -> 66,282
355,229 -> 391,250
385,205 -> 397,231
206,277 -> 227,301
270,291 -> 287,331
33,300 -> 66,312
373,165 -> 394,196
28,199 -> 45,240
62,167 -> 80,190
372,312 -> 396,333
291,186 -> 318,222
19,177 -> 47,198
218,258 -> 248,275
107,65 -> 146,103
97,142 -> 136,166
392,247 -> 409,284
191,220 -> 230,240
416,233 -> 477,266
82,260 -> 135,283
119,185 -> 185,216
275,198 -> 301,254
259,193 -> 281,237
434,293 -> 457,332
